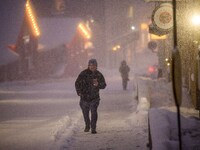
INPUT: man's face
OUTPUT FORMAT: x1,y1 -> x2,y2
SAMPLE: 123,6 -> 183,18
88,64 -> 97,72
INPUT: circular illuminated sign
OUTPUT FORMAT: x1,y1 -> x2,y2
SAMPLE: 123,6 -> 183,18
152,3 -> 173,31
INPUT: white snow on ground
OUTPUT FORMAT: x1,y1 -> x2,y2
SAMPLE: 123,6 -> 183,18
0,67 -> 150,150
147,79 -> 200,150
0,78 -> 82,150
0,49 -> 199,150
56,71 -> 149,150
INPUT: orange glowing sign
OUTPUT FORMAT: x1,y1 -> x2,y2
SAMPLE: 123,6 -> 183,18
78,23 -> 91,40
150,34 -> 167,40
25,0 -> 40,37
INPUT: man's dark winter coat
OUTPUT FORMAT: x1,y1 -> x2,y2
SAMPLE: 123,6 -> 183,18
75,68 -> 106,102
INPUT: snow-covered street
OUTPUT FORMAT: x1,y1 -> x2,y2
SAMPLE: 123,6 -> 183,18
0,77 -> 81,150
0,69 -> 149,150
1,49 -> 200,150
2,0 -> 200,149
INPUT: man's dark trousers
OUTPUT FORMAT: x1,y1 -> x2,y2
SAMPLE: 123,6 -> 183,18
80,99 -> 100,130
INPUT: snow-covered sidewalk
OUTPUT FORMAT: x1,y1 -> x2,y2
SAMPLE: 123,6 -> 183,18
146,78 -> 200,150
53,75 -> 149,150
149,108 -> 200,150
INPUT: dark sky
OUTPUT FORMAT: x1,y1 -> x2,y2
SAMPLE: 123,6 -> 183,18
0,0 -> 26,49
32,0 -> 105,22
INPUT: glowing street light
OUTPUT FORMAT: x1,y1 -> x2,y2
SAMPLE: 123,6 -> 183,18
131,25 -> 135,31
112,45 -> 121,51
191,14 -> 200,26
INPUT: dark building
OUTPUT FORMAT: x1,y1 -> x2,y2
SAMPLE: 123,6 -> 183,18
0,0 -> 95,81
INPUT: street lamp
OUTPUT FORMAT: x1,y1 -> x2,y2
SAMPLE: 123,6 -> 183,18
191,14 -> 200,26
112,45 -> 120,51
131,25 -> 135,31
111,45 -> 121,67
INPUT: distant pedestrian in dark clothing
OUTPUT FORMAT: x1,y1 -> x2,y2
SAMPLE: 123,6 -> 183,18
119,60 -> 130,90
75,59 -> 106,134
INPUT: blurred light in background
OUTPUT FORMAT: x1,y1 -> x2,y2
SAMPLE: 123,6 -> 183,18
131,25 -> 135,31
84,41 -> 93,49
165,58 -> 170,66
150,34 -> 167,40
141,23 -> 148,30
78,23 -> 91,39
112,45 -> 120,51
191,14 -> 200,26
26,0 -> 40,37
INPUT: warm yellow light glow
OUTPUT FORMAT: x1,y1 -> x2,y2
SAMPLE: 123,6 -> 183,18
90,19 -> 94,23
84,41 -> 93,49
150,34 -> 167,40
78,23 -> 91,39
116,45 -> 120,49
191,15 -> 200,26
141,23 -> 148,30
112,45 -> 121,51
112,47 -> 117,51
26,0 -> 40,37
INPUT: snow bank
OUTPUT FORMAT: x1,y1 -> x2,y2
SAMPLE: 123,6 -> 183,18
149,108 -> 200,150
52,116 -> 72,141
127,77 -> 150,126
136,76 -> 200,150
50,112 -> 82,150
136,77 -> 151,113
137,97 -> 150,112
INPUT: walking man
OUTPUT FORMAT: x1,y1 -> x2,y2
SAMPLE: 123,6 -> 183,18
75,59 -> 106,134
119,60 -> 130,90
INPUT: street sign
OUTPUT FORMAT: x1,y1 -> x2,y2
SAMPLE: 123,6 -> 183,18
152,3 -> 173,32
